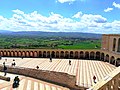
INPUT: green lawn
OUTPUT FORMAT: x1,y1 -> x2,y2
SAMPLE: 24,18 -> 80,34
57,40 -> 101,49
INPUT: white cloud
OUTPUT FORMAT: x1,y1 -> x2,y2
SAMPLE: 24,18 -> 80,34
57,0 -> 75,3
81,14 -> 107,23
0,9 -> 120,34
104,7 -> 113,12
72,12 -> 83,18
113,2 -> 120,9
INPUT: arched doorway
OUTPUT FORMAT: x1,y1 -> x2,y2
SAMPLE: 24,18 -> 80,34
117,38 -> 120,52
22,51 -> 26,57
116,58 -> 120,67
101,53 -> 104,61
75,51 -> 78,59
30,51 -> 34,57
7,51 -> 11,57
3,51 -> 7,57
110,56 -> 115,65
18,51 -> 22,57
51,51 -> 55,58
85,52 -> 89,59
90,52 -> 95,59
60,51 -> 64,58
70,51 -> 73,59
65,51 -> 69,59
34,51 -> 38,57
105,54 -> 109,62
11,51 -> 14,57
56,51 -> 59,58
80,51 -> 84,59
0,51 -> 4,56
26,51 -> 30,57
96,51 -> 100,60
43,51 -> 46,58
47,51 -> 50,58
39,51 -> 42,58
14,51 -> 18,57
113,38 -> 116,51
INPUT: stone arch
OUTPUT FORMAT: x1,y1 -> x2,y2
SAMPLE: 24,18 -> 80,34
105,54 -> 109,62
3,51 -> 7,56
75,51 -> 78,59
80,51 -> 84,59
101,53 -> 104,61
65,51 -> 69,59
18,51 -> 22,57
11,51 -> 15,57
85,51 -> 89,59
70,51 -> 73,59
47,51 -> 50,58
56,51 -> 59,58
60,51 -> 64,58
117,38 -> 120,52
26,51 -> 30,57
113,38 -> 116,51
30,51 -> 34,57
51,51 -> 55,58
22,51 -> 26,57
43,51 -> 46,58
116,58 -> 120,67
0,51 -> 4,56
96,51 -> 100,60
110,56 -> 115,64
7,51 -> 11,56
39,51 -> 42,58
90,51 -> 95,59
14,51 -> 18,57
34,51 -> 38,57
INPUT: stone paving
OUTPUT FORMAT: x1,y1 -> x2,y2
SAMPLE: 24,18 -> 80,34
0,57 -> 116,89
0,72 -> 69,90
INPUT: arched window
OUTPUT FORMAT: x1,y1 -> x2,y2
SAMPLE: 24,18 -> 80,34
113,38 -> 116,51
117,38 -> 120,52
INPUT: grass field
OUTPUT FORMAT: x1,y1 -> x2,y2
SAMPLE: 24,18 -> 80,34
58,40 -> 101,49
0,35 -> 101,49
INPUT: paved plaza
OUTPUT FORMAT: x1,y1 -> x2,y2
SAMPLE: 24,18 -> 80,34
0,57 -> 116,89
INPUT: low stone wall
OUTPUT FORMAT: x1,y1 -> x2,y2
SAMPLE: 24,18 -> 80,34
0,65 -> 85,90
0,75 -> 10,81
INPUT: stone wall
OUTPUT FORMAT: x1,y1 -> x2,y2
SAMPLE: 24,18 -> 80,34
0,65 -> 85,90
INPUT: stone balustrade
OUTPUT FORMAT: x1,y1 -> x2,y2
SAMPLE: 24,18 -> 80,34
88,66 -> 120,90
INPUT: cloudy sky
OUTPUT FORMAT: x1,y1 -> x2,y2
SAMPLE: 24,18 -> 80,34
0,0 -> 120,34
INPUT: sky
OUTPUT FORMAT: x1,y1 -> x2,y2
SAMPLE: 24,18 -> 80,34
0,0 -> 120,34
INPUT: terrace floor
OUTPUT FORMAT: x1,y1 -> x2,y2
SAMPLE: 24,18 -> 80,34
0,57 -> 116,89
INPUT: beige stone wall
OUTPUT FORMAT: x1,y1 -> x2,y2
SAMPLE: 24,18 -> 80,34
0,65 -> 85,90
102,34 -> 120,53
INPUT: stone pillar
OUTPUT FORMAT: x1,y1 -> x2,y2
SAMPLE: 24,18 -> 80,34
115,38 -> 118,52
